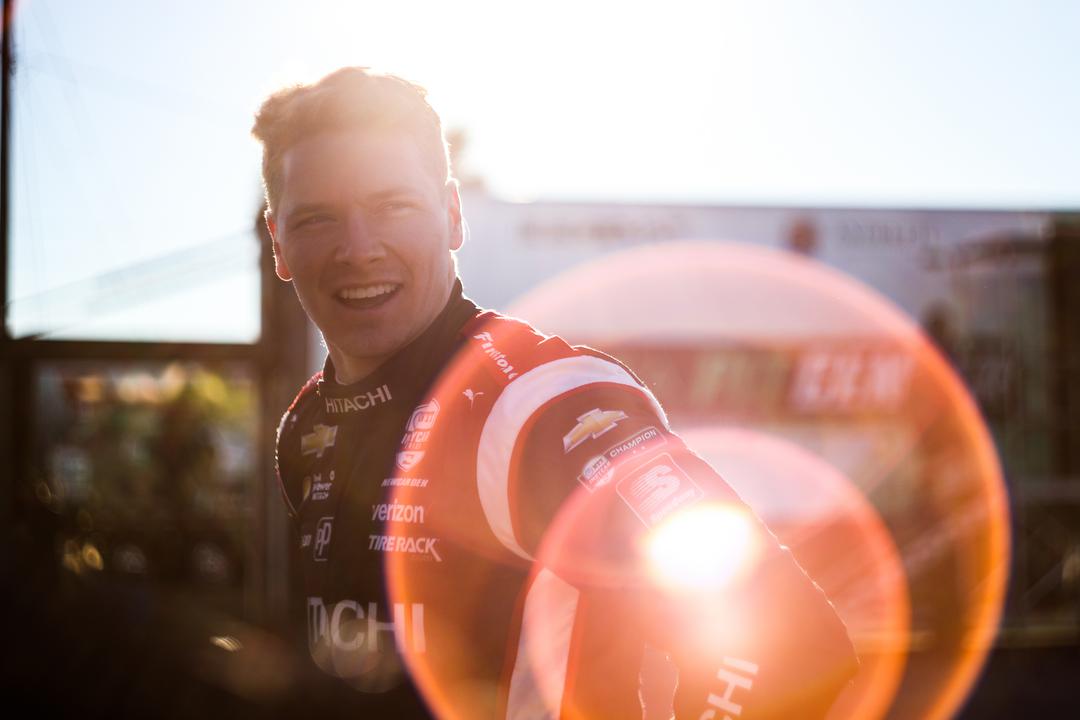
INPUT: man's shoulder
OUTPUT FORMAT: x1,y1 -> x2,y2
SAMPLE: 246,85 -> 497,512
460,309 -> 629,378
276,370 -> 324,445
450,308 -> 662,423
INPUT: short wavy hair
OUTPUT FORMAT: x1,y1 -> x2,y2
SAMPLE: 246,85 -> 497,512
252,67 -> 452,214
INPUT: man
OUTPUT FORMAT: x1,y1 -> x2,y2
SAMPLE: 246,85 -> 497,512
254,67 -> 856,719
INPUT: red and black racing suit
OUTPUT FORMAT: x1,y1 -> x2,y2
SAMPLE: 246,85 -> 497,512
276,281 -> 857,719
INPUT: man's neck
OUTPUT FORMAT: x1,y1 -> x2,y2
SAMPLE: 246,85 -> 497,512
327,349 -> 385,386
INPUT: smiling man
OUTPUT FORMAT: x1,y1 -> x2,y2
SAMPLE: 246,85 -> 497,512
254,68 -> 856,719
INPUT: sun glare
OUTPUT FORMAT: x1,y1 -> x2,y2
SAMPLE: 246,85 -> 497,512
645,503 -> 760,591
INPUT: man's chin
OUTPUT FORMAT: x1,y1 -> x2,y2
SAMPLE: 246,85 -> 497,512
324,332 -> 405,378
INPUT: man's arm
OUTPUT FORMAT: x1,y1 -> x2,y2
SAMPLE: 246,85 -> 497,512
509,382 -> 858,719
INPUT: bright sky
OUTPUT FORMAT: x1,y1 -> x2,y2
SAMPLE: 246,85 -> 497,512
8,0 -> 1079,341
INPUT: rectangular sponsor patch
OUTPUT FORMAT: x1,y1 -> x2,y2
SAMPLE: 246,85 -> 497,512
616,453 -> 704,527
577,426 -> 667,492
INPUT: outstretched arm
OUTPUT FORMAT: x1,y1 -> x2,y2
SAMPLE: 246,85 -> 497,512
510,382 -> 857,719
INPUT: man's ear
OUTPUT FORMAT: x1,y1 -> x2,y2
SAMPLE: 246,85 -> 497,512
265,210 -> 292,281
446,181 -> 464,251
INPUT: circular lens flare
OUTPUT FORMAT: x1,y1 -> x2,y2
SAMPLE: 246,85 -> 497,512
506,241 -> 1009,719
385,240 -> 1009,720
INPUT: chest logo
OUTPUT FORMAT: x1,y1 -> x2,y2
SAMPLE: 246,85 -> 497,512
406,399 -> 440,432
301,424 -> 338,458
314,516 -> 333,561
397,400 -> 440,472
324,384 -> 393,414
562,408 -> 628,453
396,451 -> 425,472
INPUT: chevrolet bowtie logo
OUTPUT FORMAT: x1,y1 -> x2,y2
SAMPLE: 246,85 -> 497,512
562,408 -> 628,453
301,424 -> 338,458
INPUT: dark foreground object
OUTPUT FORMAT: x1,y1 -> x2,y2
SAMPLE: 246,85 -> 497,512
1,527 -> 1077,720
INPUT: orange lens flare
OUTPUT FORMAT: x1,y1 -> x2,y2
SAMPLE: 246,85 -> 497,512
386,240 -> 1009,720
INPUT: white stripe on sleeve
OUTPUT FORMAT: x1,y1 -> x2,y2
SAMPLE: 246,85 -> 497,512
505,568 -> 581,719
476,355 -> 668,560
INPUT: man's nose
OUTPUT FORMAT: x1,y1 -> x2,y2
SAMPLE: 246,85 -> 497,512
334,211 -> 386,264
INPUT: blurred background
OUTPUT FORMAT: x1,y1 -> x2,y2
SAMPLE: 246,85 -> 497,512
2,1 -> 1078,717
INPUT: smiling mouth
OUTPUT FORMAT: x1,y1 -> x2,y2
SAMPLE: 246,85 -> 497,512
335,283 -> 400,310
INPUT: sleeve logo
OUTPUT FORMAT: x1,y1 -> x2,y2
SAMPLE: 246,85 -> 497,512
577,426 -> 666,492
616,454 -> 704,527
562,408 -> 629,453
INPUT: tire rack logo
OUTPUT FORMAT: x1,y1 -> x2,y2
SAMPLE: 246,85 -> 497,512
615,454 -> 704,527
307,597 -> 427,658
473,332 -> 519,381
301,424 -> 338,458
314,516 -> 333,561
578,426 -> 666,492
396,400 -> 439,472
368,534 -> 443,562
562,408 -> 628,453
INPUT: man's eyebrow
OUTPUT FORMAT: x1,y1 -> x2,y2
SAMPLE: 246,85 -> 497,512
284,202 -> 335,217
284,189 -> 422,217
360,187 -> 422,202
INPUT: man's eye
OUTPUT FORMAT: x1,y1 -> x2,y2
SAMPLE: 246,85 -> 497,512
295,215 -> 334,229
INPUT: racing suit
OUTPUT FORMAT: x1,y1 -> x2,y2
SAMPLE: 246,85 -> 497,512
276,281 -> 857,719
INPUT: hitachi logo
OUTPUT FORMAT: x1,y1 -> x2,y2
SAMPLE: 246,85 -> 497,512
475,337 -> 519,380
325,384 -> 392,413
307,597 -> 426,657
699,656 -> 759,720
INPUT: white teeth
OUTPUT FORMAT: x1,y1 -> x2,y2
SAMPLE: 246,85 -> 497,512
338,284 -> 397,300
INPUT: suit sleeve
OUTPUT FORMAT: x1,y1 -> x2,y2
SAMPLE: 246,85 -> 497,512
510,382 -> 858,720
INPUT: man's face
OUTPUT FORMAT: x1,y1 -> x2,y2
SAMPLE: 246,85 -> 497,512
270,129 -> 462,381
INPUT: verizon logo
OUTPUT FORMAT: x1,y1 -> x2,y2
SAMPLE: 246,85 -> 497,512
371,502 -> 425,524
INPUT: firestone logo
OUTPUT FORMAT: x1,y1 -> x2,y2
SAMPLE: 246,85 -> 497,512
473,332 -> 519,381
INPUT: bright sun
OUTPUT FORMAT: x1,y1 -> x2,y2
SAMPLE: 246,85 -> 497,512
645,503 -> 761,591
